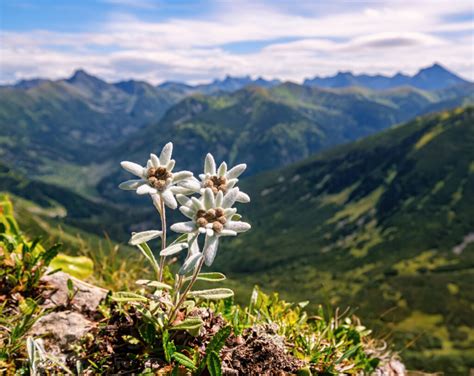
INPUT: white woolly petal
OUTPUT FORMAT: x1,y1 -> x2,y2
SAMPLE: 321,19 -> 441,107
121,161 -> 145,178
204,153 -> 216,175
199,173 -> 207,180
150,153 -> 160,168
191,197 -> 204,211
226,163 -> 247,179
129,230 -> 162,245
222,188 -> 239,208
151,194 -> 162,213
180,178 -> 201,192
146,160 -> 153,169
160,243 -> 188,256
172,171 -> 193,182
137,184 -> 157,195
226,221 -> 251,233
217,162 -> 227,177
203,235 -> 219,266
188,234 -> 200,255
170,221 -> 196,233
170,185 -> 194,195
159,142 -> 173,165
206,228 -> 214,237
161,189 -> 178,209
224,208 -> 237,218
176,194 -> 191,207
227,178 -> 238,189
215,190 -> 224,207
198,227 -> 207,234
118,179 -> 145,191
220,229 -> 237,237
179,252 -> 203,275
236,191 -> 251,203
167,159 -> 176,171
179,205 -> 196,219
203,188 -> 215,209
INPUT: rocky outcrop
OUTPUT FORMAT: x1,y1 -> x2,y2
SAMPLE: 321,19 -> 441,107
29,272 -> 108,357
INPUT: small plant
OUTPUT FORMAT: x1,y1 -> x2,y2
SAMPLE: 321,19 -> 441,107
115,143 -> 251,372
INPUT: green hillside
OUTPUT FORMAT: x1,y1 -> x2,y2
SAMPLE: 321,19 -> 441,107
0,72 -> 184,192
214,107 -> 474,374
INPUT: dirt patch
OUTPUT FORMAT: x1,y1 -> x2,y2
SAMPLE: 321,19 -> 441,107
222,324 -> 305,376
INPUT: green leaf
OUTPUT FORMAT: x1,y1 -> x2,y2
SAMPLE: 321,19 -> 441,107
185,272 -> 226,282
160,243 -> 188,256
206,351 -> 222,376
197,326 -> 231,374
189,288 -> 234,300
170,317 -> 203,331
162,330 -> 175,363
137,243 -> 160,277
136,280 -> 172,289
207,326 -> 231,357
129,230 -> 162,246
169,233 -> 188,246
172,352 -> 197,370
112,292 -> 148,302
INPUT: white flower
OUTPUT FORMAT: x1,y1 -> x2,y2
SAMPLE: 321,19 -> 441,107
181,153 -> 250,204
118,142 -> 194,209
170,188 -> 251,266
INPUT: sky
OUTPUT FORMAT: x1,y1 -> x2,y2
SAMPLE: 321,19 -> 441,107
1,0 -> 473,84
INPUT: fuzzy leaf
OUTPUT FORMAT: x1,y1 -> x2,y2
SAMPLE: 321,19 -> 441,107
206,326 -> 231,356
160,243 -> 188,256
136,280 -> 172,289
170,317 -> 203,331
206,351 -> 222,376
112,292 -> 148,303
189,288 -> 234,300
172,352 -> 197,370
185,272 -> 226,282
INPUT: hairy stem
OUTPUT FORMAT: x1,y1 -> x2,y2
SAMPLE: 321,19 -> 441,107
168,258 -> 204,324
158,198 -> 167,282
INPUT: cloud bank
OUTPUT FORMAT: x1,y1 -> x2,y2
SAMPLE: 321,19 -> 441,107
1,0 -> 473,84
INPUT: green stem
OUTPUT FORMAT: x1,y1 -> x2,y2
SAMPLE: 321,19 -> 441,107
158,198 -> 167,282
168,258 -> 204,325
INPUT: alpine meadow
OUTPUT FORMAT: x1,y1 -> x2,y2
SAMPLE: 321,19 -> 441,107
1,1 -> 474,375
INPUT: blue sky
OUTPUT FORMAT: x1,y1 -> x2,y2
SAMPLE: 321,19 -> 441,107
1,0 -> 473,84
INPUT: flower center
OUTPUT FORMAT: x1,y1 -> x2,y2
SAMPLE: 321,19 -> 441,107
147,167 -> 172,191
203,176 -> 228,194
195,207 -> 226,233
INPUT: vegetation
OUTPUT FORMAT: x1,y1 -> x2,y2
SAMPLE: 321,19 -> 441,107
215,107 -> 474,374
0,166 -> 393,374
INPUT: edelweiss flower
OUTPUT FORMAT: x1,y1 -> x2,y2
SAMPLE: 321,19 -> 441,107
182,153 -> 250,203
170,188 -> 251,266
119,142 -> 193,209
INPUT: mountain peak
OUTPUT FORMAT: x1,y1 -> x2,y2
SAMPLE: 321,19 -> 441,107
67,69 -> 102,83
305,63 -> 468,90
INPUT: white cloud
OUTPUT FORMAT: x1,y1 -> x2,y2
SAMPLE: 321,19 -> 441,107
1,0 -> 473,84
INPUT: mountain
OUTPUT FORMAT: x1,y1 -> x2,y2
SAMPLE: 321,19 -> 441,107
0,70 -> 186,193
214,107 -> 474,374
158,75 -> 281,95
98,81 -> 473,205
304,63 -> 470,90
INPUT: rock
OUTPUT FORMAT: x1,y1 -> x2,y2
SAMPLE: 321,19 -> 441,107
375,358 -> 406,376
30,311 -> 95,348
40,271 -> 108,312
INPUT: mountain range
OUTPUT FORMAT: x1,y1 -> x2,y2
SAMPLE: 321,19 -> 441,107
304,63 -> 470,90
218,107 -> 474,374
1,65 -> 472,201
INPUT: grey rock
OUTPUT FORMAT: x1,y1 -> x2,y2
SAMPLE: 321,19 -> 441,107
30,311 -> 94,348
40,271 -> 108,312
